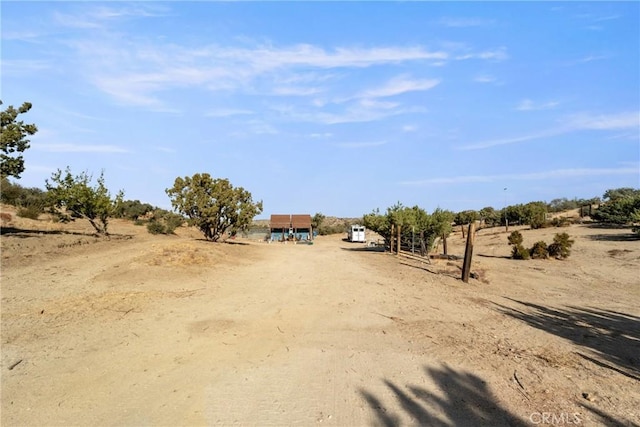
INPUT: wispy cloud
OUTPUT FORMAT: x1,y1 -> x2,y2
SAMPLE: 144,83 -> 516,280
606,132 -> 639,141
310,133 -> 333,139
271,86 -> 323,96
578,54 -> 610,63
565,111 -> 640,130
53,11 -> 506,110
155,146 -> 176,153
357,75 -> 441,98
564,54 -> 611,66
34,143 -> 130,153
573,12 -> 621,31
284,104 -> 427,125
358,99 -> 400,110
75,42 -> 450,108
335,141 -> 387,149
1,59 -> 52,75
474,75 -> 497,84
401,167 -> 639,186
250,45 -> 448,69
205,108 -> 254,118
54,5 -> 169,29
57,108 -> 105,121
516,99 -> 560,111
460,129 -> 565,150
460,111 -> 640,150
455,47 -> 508,61
228,120 -> 278,136
1,30 -> 48,42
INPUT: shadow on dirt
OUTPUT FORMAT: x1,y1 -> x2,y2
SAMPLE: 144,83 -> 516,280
586,223 -> 632,230
586,233 -> 640,242
476,254 -> 512,260
194,238 -> 250,245
494,299 -> 640,381
581,402 -> 636,427
398,262 -> 465,281
399,261 -> 437,275
0,226 -> 99,238
340,246 -> 386,252
360,364 -> 528,426
584,224 -> 640,241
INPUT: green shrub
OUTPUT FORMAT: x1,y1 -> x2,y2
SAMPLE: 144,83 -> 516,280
632,210 -> 640,236
146,221 -> 166,235
114,199 -> 155,220
508,231 -> 523,246
530,241 -> 549,259
548,232 -> 574,259
146,210 -> 184,235
524,201 -> 548,229
163,213 -> 184,234
16,205 -> 41,220
1,178 -> 47,217
592,188 -> 640,225
512,244 -> 530,260
550,217 -> 571,227
318,223 -> 350,236
547,243 -> 561,258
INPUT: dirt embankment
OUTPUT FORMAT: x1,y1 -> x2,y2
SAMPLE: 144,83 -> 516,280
1,209 -> 639,426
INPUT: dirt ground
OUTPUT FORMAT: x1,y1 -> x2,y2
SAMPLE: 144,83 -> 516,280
1,207 -> 639,426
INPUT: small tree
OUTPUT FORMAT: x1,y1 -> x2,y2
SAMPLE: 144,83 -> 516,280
45,167 -> 124,236
166,173 -> 263,242
548,232 -> 574,259
507,231 -> 523,246
364,204 -> 453,253
114,199 -> 155,220
145,209 -> 184,235
454,210 -> 479,227
0,177 -> 47,217
312,212 -> 326,231
592,188 -> 640,226
523,201 -> 548,229
530,241 -> 549,259
631,210 -> 640,236
363,208 -> 392,243
507,231 -> 529,260
512,245 -> 530,260
479,206 -> 500,227
423,208 -> 454,252
1,101 -> 38,179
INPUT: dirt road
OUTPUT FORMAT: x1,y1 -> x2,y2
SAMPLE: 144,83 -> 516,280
1,217 -> 639,426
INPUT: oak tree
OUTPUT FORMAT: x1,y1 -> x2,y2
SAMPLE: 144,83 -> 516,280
1,101 -> 38,179
166,173 -> 263,242
46,167 -> 124,236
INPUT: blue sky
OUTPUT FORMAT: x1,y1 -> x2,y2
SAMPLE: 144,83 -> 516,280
2,1 -> 639,218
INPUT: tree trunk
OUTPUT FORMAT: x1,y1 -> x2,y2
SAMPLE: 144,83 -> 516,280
461,223 -> 476,283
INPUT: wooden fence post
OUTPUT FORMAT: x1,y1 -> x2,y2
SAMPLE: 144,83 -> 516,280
390,224 -> 395,254
442,234 -> 448,255
461,223 -> 476,283
396,224 -> 401,256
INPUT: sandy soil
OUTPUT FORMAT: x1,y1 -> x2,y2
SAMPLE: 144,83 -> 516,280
1,208 -> 639,426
